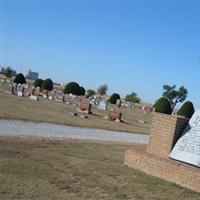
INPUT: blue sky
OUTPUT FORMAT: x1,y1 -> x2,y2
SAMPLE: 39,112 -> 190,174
1,0 -> 200,108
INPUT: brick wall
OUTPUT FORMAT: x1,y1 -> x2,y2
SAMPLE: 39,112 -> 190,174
147,113 -> 189,158
124,112 -> 200,192
124,149 -> 200,192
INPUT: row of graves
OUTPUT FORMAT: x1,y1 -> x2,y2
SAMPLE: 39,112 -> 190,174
74,99 -> 123,122
6,83 -> 152,124
133,102 -> 153,113
7,84 -> 70,103
6,84 -> 122,122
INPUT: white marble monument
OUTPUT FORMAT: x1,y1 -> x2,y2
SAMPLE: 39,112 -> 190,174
170,110 -> 200,167
98,100 -> 108,111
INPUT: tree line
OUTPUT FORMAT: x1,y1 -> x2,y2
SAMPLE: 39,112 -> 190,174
2,67 -> 193,112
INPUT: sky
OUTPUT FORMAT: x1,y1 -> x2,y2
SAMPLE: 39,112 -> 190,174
1,0 -> 200,108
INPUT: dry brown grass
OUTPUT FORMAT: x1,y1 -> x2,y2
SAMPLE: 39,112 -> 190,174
0,137 -> 200,200
0,85 -> 152,134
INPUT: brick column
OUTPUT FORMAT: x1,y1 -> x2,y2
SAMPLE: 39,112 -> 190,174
146,112 -> 189,158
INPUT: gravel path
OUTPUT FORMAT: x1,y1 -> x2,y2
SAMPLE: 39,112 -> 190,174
0,120 -> 149,144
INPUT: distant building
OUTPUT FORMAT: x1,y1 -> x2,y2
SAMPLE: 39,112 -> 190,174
25,69 -> 39,80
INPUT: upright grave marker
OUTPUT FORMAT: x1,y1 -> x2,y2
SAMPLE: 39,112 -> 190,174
108,110 -> 122,122
98,100 -> 108,111
170,110 -> 200,167
78,100 -> 92,114
124,111 -> 200,192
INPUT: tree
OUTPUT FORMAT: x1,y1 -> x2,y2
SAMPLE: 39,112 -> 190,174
97,84 -> 108,95
1,67 -> 12,78
33,79 -> 44,88
177,101 -> 194,119
154,97 -> 172,114
41,78 -> 53,91
109,93 -> 120,104
14,73 -> 26,84
125,92 -> 141,103
79,86 -> 85,96
64,82 -> 80,95
86,89 -> 96,98
162,84 -> 188,110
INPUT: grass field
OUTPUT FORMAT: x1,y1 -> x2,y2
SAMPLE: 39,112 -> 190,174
0,85 -> 152,134
1,137 -> 200,200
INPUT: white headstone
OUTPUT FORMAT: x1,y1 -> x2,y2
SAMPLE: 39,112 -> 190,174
17,91 -> 23,97
98,101 -> 107,110
48,96 -> 53,100
30,95 -> 38,101
170,110 -> 200,167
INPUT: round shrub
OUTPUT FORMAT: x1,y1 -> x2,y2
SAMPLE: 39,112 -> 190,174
14,73 -> 26,84
109,93 -> 120,104
154,97 -> 172,114
41,78 -> 53,91
64,82 -> 80,96
33,79 -> 44,88
79,86 -> 85,96
177,101 -> 194,119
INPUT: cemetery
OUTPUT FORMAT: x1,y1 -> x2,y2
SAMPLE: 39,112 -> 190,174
1,74 -> 200,198
0,75 -> 152,134
2,2 -> 200,199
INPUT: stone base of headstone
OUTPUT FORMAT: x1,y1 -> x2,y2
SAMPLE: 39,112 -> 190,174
124,112 -> 200,192
77,108 -> 92,114
54,98 -> 64,103
124,148 -> 200,192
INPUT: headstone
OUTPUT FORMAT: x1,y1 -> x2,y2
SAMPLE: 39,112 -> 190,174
10,86 -> 15,94
54,95 -> 65,102
170,110 -> 200,167
48,96 -> 53,100
35,87 -> 41,95
17,91 -> 23,97
98,100 -> 108,111
90,99 -> 95,105
43,89 -> 48,98
116,99 -> 121,108
24,88 -> 35,96
108,110 -> 122,121
78,101 -> 92,114
6,79 -> 11,83
30,95 -> 38,101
